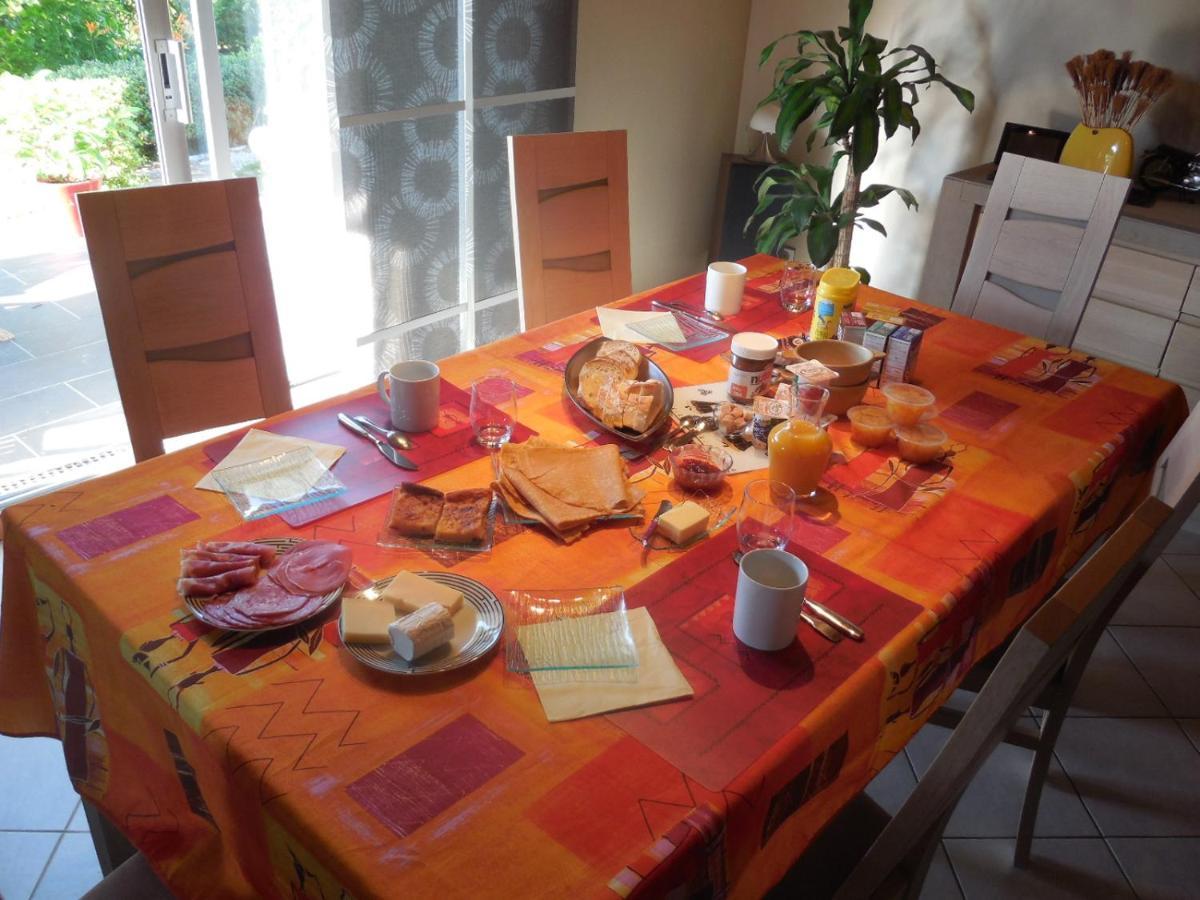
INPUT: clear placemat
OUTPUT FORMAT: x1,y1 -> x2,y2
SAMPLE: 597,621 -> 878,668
212,447 -> 347,520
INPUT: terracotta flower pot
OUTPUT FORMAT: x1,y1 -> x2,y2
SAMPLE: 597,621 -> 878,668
38,177 -> 103,237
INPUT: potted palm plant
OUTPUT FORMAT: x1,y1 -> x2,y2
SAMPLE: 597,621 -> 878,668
749,0 -> 974,278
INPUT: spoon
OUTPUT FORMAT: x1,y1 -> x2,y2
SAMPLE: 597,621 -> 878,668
353,415 -> 414,450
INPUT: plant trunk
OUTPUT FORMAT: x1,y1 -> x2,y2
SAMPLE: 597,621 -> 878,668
833,164 -> 860,269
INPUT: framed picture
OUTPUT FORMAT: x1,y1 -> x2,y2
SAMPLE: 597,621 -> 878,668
992,122 -> 1071,167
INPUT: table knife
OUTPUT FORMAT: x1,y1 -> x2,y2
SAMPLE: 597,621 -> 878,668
804,599 -> 864,641
337,413 -> 418,470
651,299 -> 734,333
639,500 -> 674,562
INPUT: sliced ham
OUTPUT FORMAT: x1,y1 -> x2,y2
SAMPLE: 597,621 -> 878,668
227,578 -> 314,623
200,541 -> 278,566
183,548 -> 260,565
182,557 -> 261,578
177,565 -> 259,598
270,541 -> 352,596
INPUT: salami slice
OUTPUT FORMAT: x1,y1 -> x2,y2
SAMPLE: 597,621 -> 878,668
178,565 -> 259,597
200,541 -> 278,566
194,594 -> 258,629
270,541 -> 352,596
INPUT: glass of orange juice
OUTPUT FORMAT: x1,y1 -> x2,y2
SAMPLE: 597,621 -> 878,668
768,384 -> 831,499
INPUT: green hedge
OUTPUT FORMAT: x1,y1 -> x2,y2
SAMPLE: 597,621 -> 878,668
51,57 -> 155,158
0,71 -> 145,186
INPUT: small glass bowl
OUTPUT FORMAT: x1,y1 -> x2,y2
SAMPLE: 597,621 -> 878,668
881,382 -> 936,425
896,423 -> 948,464
667,443 -> 734,492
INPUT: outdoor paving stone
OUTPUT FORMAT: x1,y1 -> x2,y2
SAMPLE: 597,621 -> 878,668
1056,717 -> 1200,836
0,301 -> 76,338
67,370 -> 119,407
16,402 -> 130,455
0,384 -> 93,438
0,340 -> 113,403
54,292 -> 102,319
1110,626 -> 1200,717
0,436 -> 35,466
13,312 -> 106,357
2,246 -> 88,285
0,337 -> 33,367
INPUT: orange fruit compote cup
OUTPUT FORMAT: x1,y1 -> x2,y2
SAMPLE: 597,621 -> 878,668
881,382 -> 935,426
846,405 -> 894,448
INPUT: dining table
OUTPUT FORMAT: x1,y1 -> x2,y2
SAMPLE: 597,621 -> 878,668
0,254 -> 1187,899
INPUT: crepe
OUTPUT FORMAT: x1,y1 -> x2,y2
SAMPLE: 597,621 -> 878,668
495,439 -> 644,543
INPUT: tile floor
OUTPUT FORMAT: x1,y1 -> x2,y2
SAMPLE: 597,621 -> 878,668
1,516 -> 1196,897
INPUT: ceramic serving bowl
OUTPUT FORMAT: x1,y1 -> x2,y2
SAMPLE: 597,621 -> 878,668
824,380 -> 870,416
794,339 -> 881,387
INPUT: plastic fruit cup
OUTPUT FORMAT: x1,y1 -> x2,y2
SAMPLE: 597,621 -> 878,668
896,423 -> 948,464
882,382 -> 935,426
846,405 -> 893,447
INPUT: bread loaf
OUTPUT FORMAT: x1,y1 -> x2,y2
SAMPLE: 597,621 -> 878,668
578,356 -> 624,411
595,340 -> 642,379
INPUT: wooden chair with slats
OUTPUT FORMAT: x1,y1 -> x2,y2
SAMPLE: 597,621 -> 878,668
950,153 -> 1131,346
771,493 -> 1175,899
78,178 -> 292,462
507,130 -> 632,331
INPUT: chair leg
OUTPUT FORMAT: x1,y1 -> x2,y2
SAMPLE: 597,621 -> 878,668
81,799 -> 136,876
902,810 -> 954,900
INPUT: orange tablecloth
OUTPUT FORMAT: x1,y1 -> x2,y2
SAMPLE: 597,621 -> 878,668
0,256 -> 1186,898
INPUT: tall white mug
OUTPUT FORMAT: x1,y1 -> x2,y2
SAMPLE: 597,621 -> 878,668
705,261 -> 748,317
377,360 -> 440,432
733,548 -> 809,651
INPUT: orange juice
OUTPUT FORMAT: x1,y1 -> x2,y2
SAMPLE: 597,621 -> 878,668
768,419 -> 832,497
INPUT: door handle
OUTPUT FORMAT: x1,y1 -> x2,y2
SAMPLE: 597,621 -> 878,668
155,38 -> 192,124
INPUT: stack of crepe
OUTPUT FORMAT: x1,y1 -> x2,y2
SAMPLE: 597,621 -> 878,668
495,438 -> 645,542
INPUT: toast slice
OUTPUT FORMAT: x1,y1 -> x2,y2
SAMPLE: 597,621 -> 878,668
435,488 -> 493,544
389,483 -> 445,537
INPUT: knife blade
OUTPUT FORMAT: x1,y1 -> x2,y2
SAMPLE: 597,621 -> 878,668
338,413 -> 418,470
804,599 -> 864,641
651,299 -> 734,333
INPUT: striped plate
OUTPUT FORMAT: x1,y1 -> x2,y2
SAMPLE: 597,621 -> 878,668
184,538 -> 344,633
339,572 -> 504,676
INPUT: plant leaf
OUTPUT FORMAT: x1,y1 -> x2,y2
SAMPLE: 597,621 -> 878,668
913,72 -> 976,112
881,79 -> 902,137
852,106 -> 879,173
852,266 -> 872,285
857,183 -> 917,209
807,216 -> 838,267
857,216 -> 888,236
847,0 -> 873,38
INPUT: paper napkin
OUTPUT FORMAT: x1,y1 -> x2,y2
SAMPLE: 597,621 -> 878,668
530,607 -> 693,722
196,428 -> 346,492
596,307 -> 685,344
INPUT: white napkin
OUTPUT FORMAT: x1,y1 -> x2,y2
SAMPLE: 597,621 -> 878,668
196,428 -> 346,492
596,307 -> 686,344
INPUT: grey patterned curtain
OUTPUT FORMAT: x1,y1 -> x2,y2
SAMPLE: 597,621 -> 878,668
330,0 -> 577,368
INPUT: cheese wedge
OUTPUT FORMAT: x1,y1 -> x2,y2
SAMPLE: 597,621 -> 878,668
657,501 -> 710,545
341,596 -> 396,644
381,571 -> 465,615
389,603 -> 454,661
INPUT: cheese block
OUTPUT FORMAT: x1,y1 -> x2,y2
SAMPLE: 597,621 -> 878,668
657,501 -> 710,545
388,603 -> 455,661
341,596 -> 397,644
381,571 -> 465,615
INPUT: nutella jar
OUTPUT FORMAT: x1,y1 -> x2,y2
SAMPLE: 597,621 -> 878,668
727,332 -> 778,402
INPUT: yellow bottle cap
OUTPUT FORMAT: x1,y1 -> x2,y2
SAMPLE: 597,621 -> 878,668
816,267 -> 861,304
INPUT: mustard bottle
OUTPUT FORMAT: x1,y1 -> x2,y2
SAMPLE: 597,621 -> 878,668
808,267 -> 861,341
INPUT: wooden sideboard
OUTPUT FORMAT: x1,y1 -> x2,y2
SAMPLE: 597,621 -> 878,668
919,163 -> 1200,405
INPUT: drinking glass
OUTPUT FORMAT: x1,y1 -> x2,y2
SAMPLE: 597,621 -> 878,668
779,261 -> 819,313
470,375 -> 518,451
737,479 -> 796,552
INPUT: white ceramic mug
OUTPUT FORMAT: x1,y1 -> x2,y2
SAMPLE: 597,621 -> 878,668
705,261 -> 748,317
376,360 -> 440,432
733,548 -> 809,651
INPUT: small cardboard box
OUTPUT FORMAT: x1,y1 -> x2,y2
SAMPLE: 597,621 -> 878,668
838,311 -> 868,345
881,326 -> 924,386
862,321 -> 898,384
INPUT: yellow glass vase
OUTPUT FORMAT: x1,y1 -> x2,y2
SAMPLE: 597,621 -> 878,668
1059,124 -> 1133,177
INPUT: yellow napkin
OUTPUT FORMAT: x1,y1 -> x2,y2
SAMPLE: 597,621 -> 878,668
529,608 -> 693,722
195,428 -> 346,492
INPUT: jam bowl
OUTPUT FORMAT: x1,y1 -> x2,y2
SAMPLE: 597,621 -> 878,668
667,443 -> 734,492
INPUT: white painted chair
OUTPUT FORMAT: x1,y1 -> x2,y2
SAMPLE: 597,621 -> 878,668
950,153 -> 1130,346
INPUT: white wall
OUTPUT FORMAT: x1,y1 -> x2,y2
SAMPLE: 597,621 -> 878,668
575,0 -> 752,291
735,0 -> 1200,298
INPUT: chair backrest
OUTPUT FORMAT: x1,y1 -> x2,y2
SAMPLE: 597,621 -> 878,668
834,495 -> 1171,900
507,130 -> 632,331
950,153 -> 1130,346
78,178 -> 292,461
1150,400 -> 1200,555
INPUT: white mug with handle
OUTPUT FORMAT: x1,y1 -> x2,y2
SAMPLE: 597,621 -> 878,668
733,548 -> 809,651
705,261 -> 748,317
377,360 -> 441,432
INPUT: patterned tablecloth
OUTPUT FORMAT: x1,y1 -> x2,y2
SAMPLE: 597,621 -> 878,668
0,256 -> 1186,899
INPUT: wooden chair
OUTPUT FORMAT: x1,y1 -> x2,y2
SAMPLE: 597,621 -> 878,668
950,153 -> 1130,346
771,494 -> 1172,899
78,178 -> 292,462
507,130 -> 632,331
82,852 -> 173,899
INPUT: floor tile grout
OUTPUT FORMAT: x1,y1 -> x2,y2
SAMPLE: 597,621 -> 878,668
1159,556 -> 1200,602
27,828 -> 67,900
1105,628 -> 1180,716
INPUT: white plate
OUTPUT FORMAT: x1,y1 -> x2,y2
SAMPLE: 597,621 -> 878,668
339,572 -> 504,675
